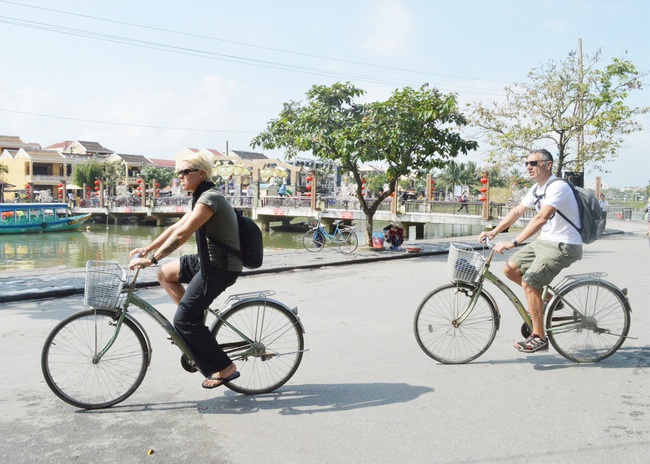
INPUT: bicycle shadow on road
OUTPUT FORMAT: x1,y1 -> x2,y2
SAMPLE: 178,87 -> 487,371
197,382 -> 434,416
529,345 -> 650,371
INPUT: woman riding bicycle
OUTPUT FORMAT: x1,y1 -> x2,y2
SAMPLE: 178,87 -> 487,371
129,153 -> 243,389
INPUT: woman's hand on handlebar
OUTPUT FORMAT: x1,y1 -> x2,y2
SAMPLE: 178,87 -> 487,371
129,247 -> 148,258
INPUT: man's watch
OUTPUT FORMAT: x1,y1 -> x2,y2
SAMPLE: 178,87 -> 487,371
511,239 -> 519,247
148,254 -> 159,265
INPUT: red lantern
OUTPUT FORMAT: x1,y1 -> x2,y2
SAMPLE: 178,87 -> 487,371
306,176 -> 313,182
94,179 -> 100,185
156,183 -> 160,187
480,177 -> 488,185
94,186 -> 99,191
480,196 -> 487,202
480,187 -> 488,193
57,183 -> 63,187
137,178 -> 142,184
136,191 -> 141,197
306,185 -> 312,191
306,192 -> 311,197
25,184 -> 30,189
361,179 -> 366,184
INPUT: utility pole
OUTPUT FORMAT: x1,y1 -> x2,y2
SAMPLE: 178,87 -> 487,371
576,38 -> 584,187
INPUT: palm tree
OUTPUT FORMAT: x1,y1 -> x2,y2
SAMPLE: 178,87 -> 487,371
437,161 -> 480,198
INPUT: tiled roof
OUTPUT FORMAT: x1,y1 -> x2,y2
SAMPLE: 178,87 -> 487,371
232,150 -> 268,161
77,141 -> 113,154
113,153 -> 152,164
147,158 -> 175,168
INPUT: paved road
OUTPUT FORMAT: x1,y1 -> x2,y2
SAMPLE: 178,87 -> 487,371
0,221 -> 648,463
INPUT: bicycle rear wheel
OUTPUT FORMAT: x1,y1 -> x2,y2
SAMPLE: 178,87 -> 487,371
546,280 -> 630,363
41,309 -> 149,409
335,230 -> 358,253
414,283 -> 498,364
213,300 -> 304,394
302,229 -> 325,252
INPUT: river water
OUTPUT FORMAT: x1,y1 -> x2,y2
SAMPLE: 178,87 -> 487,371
1,220 -> 483,272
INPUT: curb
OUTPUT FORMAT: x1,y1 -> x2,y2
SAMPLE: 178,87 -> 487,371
1,230 -> 627,304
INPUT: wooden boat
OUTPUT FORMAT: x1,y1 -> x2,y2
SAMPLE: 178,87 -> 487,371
0,203 -> 91,234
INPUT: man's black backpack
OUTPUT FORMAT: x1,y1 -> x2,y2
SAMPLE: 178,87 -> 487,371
209,210 -> 263,269
534,178 -> 605,244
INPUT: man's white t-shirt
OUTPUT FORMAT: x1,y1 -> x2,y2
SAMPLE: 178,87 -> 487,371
521,175 -> 583,245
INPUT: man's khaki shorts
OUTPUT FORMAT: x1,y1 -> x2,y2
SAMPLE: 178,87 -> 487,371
509,239 -> 583,291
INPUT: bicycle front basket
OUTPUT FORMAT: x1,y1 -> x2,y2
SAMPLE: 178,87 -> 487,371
84,261 -> 127,309
446,243 -> 486,284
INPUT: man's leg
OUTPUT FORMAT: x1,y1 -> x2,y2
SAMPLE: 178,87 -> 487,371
522,281 -> 545,338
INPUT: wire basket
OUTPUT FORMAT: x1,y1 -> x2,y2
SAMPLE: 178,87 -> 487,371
84,261 -> 127,309
446,243 -> 486,284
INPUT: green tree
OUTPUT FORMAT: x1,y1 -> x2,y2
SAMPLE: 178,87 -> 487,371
471,49 -> 648,176
72,160 -> 104,190
141,165 -> 174,188
436,161 -> 479,197
103,160 -> 126,196
0,162 -> 7,177
252,82 -> 478,243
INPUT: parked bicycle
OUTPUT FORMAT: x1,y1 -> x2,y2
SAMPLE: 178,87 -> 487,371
414,238 -> 631,364
42,260 -> 306,409
302,213 -> 358,253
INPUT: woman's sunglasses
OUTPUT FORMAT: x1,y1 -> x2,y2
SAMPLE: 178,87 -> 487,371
176,168 -> 200,176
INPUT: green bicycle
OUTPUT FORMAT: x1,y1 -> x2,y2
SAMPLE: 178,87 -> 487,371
42,260 -> 306,409
414,239 -> 632,364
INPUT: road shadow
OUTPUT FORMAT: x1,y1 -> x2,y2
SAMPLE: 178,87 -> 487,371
197,382 -> 434,415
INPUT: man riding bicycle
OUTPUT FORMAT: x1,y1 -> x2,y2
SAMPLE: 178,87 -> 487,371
478,149 -> 583,353
129,153 -> 242,388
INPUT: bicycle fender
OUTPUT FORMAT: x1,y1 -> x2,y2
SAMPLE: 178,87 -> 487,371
124,313 -> 153,368
209,298 -> 306,334
550,279 -> 632,314
479,287 -> 501,331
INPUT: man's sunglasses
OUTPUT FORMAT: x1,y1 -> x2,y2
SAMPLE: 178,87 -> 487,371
176,168 -> 200,176
524,160 -> 550,167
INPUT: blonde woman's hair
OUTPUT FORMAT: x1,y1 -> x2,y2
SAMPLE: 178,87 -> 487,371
181,153 -> 213,180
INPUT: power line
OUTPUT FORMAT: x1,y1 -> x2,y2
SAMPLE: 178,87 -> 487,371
0,108 -> 256,133
1,0 -> 513,86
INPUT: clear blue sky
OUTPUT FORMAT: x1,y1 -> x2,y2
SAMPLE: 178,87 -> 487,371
1,0 -> 648,188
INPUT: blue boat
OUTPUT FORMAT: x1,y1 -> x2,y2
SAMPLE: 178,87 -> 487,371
0,203 -> 91,234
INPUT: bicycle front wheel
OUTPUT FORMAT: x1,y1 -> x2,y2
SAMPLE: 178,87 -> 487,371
335,230 -> 358,253
414,283 -> 498,364
41,309 -> 149,409
213,300 -> 304,394
302,229 -> 325,252
546,280 -> 630,363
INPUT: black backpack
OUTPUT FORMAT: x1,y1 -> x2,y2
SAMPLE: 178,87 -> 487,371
209,210 -> 263,269
534,178 -> 605,244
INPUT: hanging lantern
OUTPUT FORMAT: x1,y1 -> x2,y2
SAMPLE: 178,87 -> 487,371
306,184 -> 312,191
480,196 -> 487,202
480,177 -> 488,185
94,186 -> 99,191
94,179 -> 100,185
306,175 -> 313,182
57,183 -> 63,188
25,184 -> 30,189
136,191 -> 141,197
306,192 -> 311,197
480,187 -> 488,193
136,178 -> 142,184
156,183 -> 160,187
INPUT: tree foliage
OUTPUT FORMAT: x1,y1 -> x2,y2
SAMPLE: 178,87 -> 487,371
471,49 -> 648,176
141,165 -> 174,188
252,82 -> 478,242
71,160 -> 104,189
